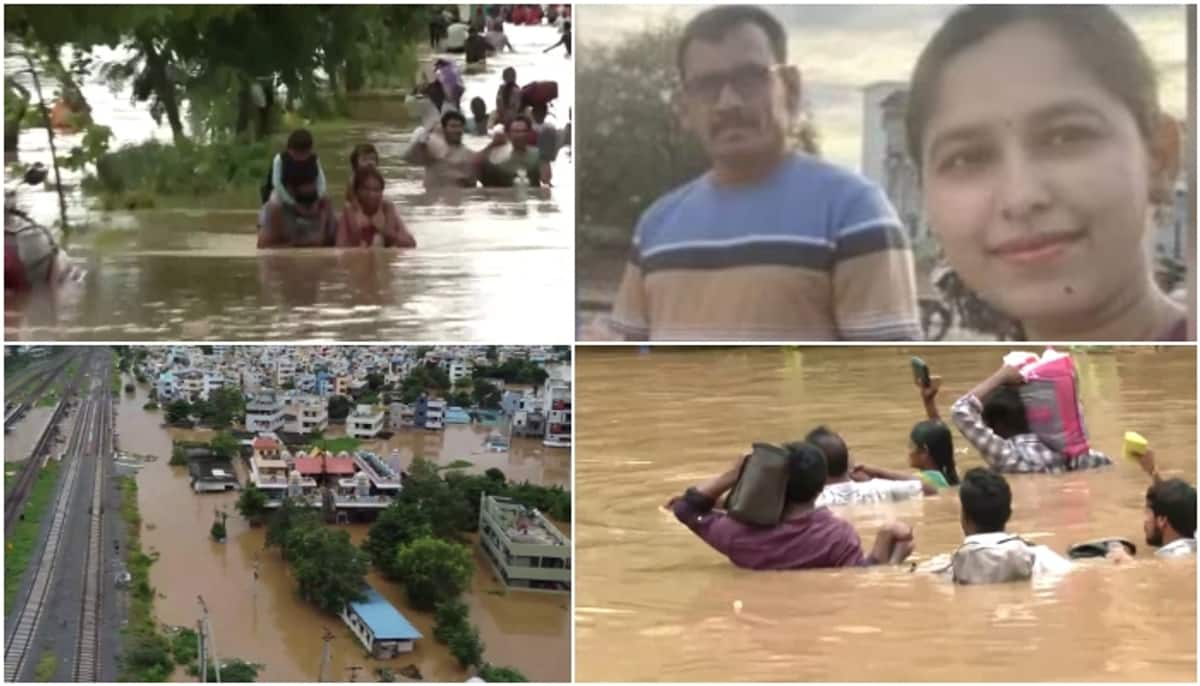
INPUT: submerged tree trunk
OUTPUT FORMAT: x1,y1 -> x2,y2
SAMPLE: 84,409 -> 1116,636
23,53 -> 68,234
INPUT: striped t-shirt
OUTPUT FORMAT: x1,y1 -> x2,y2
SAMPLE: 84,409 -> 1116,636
608,153 -> 923,341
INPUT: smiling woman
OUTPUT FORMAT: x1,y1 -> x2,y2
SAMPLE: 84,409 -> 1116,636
907,5 -> 1189,341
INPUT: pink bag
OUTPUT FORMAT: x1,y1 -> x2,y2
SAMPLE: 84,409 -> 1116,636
1003,349 -> 1091,460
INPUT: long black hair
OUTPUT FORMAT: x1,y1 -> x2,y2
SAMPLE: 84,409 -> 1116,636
911,420 -> 959,486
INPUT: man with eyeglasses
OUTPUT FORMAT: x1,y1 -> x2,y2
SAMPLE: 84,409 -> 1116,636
603,5 -> 922,341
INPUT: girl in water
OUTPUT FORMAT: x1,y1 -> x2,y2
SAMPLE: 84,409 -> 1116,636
908,376 -> 959,489
906,5 -> 1186,340
336,166 -> 416,248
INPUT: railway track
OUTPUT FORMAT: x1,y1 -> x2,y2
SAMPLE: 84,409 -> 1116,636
4,352 -> 75,429
4,350 -> 90,531
73,377 -> 108,682
4,375 -> 99,681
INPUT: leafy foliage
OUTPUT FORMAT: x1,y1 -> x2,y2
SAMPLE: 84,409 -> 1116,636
392,536 -> 474,611
236,484 -> 269,524
479,664 -> 529,682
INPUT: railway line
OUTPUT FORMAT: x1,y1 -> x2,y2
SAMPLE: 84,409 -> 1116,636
4,351 -> 111,682
4,352 -> 75,430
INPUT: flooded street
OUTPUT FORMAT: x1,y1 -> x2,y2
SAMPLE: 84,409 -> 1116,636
114,382 -> 569,682
6,24 -> 573,342
575,347 -> 1197,682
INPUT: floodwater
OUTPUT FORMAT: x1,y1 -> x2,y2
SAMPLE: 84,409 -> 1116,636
4,406 -> 54,462
114,382 -> 569,682
575,346 -> 1197,682
5,24 -> 573,342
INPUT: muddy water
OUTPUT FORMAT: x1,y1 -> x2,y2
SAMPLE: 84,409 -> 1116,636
4,406 -> 55,462
5,24 -> 573,342
114,384 -> 569,682
575,346 -> 1197,682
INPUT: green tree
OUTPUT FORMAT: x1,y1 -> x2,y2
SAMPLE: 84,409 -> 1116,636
367,372 -> 386,391
397,458 -> 472,540
479,665 -> 529,682
207,387 -> 245,428
236,484 -> 269,525
485,346 -> 498,362
210,519 -> 226,541
433,597 -> 470,643
450,390 -> 471,408
362,499 -> 433,576
165,399 -> 191,424
328,395 -> 352,421
210,430 -> 239,459
445,473 -> 506,531
446,623 -> 484,669
484,468 -> 506,483
471,379 -> 502,410
265,498 -> 319,558
285,527 -> 369,613
392,537 -> 473,611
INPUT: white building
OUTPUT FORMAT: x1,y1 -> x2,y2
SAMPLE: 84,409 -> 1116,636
156,371 -> 179,402
203,372 -> 226,399
449,359 -> 472,384
543,378 -> 571,448
299,396 -> 328,434
348,404 -> 386,439
276,356 -> 297,387
425,399 -> 445,430
861,81 -> 922,241
179,370 -> 205,401
478,495 -> 570,593
246,391 -> 285,433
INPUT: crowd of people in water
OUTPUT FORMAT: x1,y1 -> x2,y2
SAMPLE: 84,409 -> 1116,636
253,4 -> 571,249
668,359 -> 1197,583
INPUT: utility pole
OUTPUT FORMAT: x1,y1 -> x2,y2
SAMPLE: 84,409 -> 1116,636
318,628 -> 334,683
198,595 -> 221,683
197,619 -> 206,684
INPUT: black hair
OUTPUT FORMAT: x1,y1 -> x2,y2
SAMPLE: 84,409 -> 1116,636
804,425 -> 848,478
959,467 -> 1012,533
911,420 -> 959,485
441,110 -> 467,128
1146,478 -> 1197,538
784,441 -> 827,504
981,385 -> 1029,439
677,5 -> 787,78
286,128 -> 314,153
530,102 -> 549,123
506,114 -> 533,133
349,143 -> 378,171
351,165 -> 385,194
281,153 -> 318,187
470,96 -> 488,119
906,5 -> 1160,170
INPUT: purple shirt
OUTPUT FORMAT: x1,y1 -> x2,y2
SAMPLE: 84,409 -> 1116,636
671,488 -> 868,570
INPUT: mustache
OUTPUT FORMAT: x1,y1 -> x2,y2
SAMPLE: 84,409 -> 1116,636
710,113 -> 759,135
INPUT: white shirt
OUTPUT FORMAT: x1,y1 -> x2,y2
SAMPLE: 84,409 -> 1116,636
446,23 -> 468,49
918,532 -> 1072,585
1156,537 -> 1197,558
815,478 -> 923,508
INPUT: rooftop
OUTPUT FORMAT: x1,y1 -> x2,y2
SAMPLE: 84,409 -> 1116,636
294,455 -> 356,476
348,587 -> 423,641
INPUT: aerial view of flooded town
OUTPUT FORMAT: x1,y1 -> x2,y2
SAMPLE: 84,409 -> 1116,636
3,344 -> 571,682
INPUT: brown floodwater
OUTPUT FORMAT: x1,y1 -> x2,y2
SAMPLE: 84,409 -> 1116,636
575,346 -> 1197,682
5,24 -> 573,342
114,383 -> 569,682
4,405 -> 55,462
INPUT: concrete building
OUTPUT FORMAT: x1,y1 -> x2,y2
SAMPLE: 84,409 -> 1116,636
449,359 -> 472,384
156,371 -> 179,402
543,378 -> 571,448
341,587 -> 423,658
245,391 -> 285,433
478,495 -> 570,593
347,404 -> 386,439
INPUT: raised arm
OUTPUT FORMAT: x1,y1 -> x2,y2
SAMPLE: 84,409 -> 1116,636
920,375 -> 943,421
950,366 -> 1027,472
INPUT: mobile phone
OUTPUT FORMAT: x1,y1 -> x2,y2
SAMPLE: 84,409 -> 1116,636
911,356 -> 931,388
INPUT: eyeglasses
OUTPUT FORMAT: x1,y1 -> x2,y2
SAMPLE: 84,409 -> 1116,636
682,63 -> 782,104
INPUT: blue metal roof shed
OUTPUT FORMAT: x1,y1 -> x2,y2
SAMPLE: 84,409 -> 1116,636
349,588 -> 423,641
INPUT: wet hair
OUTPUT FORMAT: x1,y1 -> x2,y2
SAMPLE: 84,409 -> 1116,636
351,165 -> 385,194
286,129 -> 314,153
911,420 -> 959,485
981,386 -> 1030,439
502,66 -> 517,83
530,102 -> 549,123
470,96 -> 488,119
281,153 -> 318,187
441,110 -> 467,128
506,115 -> 532,133
959,467 -> 1011,533
905,5 -> 1161,170
1146,478 -> 1197,538
784,441 -> 827,504
349,143 -> 378,171
804,425 -> 848,478
677,5 -> 787,78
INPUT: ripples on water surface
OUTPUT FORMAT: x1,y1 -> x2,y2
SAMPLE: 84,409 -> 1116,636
5,25 -> 573,341
575,346 -> 1196,682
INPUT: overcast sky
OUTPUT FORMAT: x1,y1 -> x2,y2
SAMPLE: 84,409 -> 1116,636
578,4 -> 1189,170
